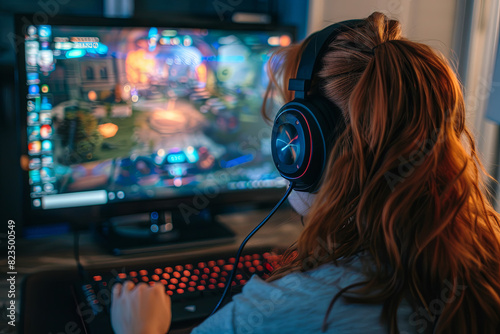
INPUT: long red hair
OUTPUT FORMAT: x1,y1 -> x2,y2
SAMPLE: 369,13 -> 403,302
263,12 -> 500,333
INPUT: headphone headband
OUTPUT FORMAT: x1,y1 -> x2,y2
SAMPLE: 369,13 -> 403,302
289,19 -> 365,99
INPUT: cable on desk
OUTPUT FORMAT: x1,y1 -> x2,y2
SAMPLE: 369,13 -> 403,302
73,230 -> 86,279
210,182 -> 295,316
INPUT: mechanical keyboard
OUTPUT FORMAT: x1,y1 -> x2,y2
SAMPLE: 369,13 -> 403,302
76,248 -> 282,333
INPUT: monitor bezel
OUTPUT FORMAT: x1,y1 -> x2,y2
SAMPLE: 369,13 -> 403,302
15,14 -> 295,227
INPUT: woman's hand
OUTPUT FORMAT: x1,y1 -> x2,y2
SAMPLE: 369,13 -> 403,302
111,281 -> 172,334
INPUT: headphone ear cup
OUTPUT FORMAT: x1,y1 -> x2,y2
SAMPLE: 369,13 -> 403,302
271,97 -> 345,192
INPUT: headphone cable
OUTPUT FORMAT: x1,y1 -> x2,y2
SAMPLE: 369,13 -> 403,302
210,182 -> 295,315
73,229 -> 86,279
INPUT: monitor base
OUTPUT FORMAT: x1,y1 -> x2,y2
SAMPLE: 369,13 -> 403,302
94,209 -> 236,255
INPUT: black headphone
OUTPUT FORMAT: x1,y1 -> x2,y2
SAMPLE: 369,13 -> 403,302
271,19 -> 364,192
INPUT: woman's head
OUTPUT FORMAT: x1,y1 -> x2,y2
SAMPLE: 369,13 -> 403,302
265,12 -> 500,333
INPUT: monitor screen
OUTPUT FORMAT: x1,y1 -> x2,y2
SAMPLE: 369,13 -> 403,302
19,19 -> 293,217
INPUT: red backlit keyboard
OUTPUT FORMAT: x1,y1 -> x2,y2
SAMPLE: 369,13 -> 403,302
79,249 -> 282,331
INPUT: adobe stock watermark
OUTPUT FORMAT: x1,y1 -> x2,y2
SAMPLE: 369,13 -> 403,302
48,267 -> 125,334
376,0 -> 412,17
212,0 -> 244,21
178,127 -> 275,224
465,78 -> 500,115
8,0 -> 70,54
403,279 -> 467,334
384,126 -> 446,191
235,274 -> 301,334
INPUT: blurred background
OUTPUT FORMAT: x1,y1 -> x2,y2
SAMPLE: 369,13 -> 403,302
1,0 -> 499,224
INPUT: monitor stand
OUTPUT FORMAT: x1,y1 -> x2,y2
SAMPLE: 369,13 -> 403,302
94,209 -> 235,255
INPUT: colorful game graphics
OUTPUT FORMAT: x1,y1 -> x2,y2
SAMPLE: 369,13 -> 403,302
29,170 -> 41,184
40,125 -> 52,139
28,141 -> 41,155
23,23 -> 291,208
41,140 -> 52,153
38,25 -> 51,39
28,85 -> 39,96
29,158 -> 41,169
41,96 -> 52,110
28,126 -> 40,141
27,98 -> 40,112
27,25 -> 37,37
41,155 -> 54,166
39,112 -> 52,124
27,113 -> 39,125
27,72 -> 40,84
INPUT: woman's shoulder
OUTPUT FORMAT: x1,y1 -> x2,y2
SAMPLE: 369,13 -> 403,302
193,255 -> 417,334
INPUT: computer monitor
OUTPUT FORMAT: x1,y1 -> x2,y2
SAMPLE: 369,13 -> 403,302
15,15 -> 294,249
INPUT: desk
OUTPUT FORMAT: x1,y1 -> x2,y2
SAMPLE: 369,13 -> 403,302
2,207 -> 302,333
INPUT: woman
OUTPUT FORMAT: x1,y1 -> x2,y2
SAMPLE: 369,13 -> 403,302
111,12 -> 500,333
